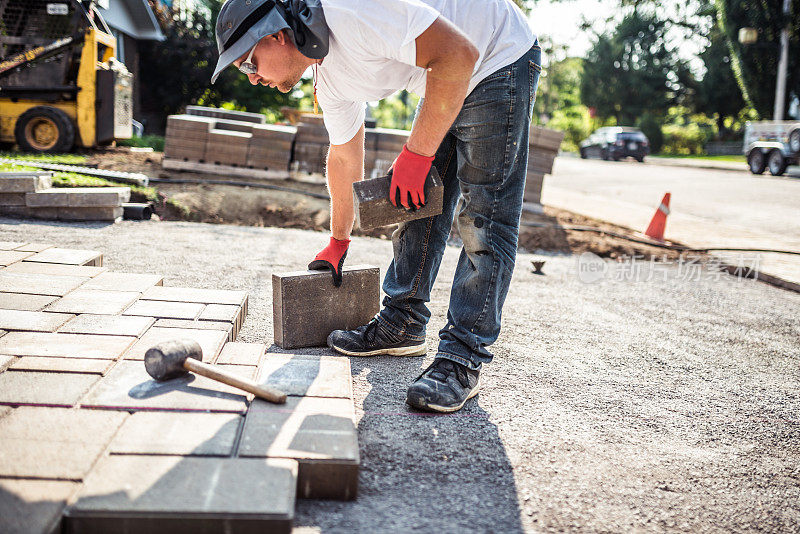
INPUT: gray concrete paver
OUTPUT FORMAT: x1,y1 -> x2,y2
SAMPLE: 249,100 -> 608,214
23,247 -> 102,266
0,478 -> 80,534
109,411 -> 242,455
0,250 -> 33,266
142,285 -> 248,305
0,292 -> 58,311
0,332 -> 135,359
123,326 -> 227,362
45,289 -> 140,315
58,314 -> 155,337
257,354 -> 352,399
216,342 -> 265,365
122,299 -> 205,320
0,309 -> 74,332
10,357 -> 112,374
2,261 -> 106,277
80,271 -> 163,292
0,272 -> 88,296
0,371 -> 100,407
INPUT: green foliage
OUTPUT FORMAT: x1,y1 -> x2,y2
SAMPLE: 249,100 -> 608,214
0,152 -> 87,164
0,163 -> 40,172
715,0 -> 799,118
370,91 -> 419,130
117,135 -> 165,152
637,113 -> 664,153
659,107 -> 717,155
50,172 -> 159,201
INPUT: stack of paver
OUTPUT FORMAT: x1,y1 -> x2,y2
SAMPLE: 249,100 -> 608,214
525,126 -> 565,207
292,121 -> 329,176
248,124 -> 296,170
0,241 -> 359,534
365,127 -> 408,179
0,171 -> 129,222
186,105 -> 266,124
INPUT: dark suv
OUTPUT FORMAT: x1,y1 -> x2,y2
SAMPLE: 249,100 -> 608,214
579,127 -> 650,162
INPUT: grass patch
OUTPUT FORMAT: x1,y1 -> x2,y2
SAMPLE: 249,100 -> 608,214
652,154 -> 745,162
52,171 -> 159,202
0,162 -> 41,172
117,135 -> 165,152
0,151 -> 88,164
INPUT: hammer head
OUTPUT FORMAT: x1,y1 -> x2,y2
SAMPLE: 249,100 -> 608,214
144,339 -> 203,381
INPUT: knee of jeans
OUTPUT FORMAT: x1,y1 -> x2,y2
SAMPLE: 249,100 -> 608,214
457,211 -> 494,266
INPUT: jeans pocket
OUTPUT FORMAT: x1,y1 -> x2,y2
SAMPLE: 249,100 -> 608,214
528,60 -> 541,110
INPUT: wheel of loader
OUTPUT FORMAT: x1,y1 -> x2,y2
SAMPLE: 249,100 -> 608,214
14,106 -> 75,153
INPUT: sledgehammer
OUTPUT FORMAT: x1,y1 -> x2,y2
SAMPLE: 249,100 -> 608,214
144,339 -> 286,404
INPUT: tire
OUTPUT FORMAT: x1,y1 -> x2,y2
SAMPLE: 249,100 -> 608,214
579,148 -> 587,159
748,150 -> 766,174
635,156 -> 645,163
789,128 -> 800,154
767,149 -> 787,176
14,106 -> 75,153
601,148 -> 610,161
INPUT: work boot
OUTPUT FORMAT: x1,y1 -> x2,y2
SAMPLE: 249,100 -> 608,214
406,358 -> 480,413
327,318 -> 426,357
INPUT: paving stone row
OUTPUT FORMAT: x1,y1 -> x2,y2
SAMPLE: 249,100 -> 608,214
0,242 -> 361,533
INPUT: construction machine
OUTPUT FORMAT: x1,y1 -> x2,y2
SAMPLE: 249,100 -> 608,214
0,0 -> 132,152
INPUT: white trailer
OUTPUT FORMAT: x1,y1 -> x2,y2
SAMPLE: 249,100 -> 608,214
744,121 -> 800,176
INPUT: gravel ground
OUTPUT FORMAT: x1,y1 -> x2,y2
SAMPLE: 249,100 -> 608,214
2,217 -> 799,533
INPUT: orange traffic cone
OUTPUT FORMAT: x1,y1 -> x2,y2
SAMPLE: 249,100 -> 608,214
645,193 -> 670,241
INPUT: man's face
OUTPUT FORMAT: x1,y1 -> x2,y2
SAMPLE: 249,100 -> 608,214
233,31 -> 310,93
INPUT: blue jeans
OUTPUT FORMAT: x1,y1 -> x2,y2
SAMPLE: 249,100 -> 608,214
377,42 -> 542,370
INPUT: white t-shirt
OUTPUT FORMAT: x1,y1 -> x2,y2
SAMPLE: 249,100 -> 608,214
316,0 -> 536,145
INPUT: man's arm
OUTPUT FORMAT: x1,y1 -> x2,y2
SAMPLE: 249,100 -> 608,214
406,17 -> 479,157
326,123 -> 365,240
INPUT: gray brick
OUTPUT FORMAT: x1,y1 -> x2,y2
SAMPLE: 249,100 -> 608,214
0,292 -> 58,311
199,303 -> 240,323
0,332 -> 136,359
0,309 -> 74,332
65,456 -> 296,533
109,412 -> 242,455
353,166 -> 443,230
123,299 -> 205,320
45,289 -> 140,314
0,250 -> 33,265
272,265 -> 380,349
153,318 -> 234,341
142,285 -> 248,306
0,272 -> 89,296
0,192 -> 26,205
56,206 -> 123,221
216,342 -> 265,365
0,478 -> 79,534
25,187 -> 130,208
0,371 -> 100,407
10,356 -> 113,374
0,406 -> 126,479
23,247 -> 102,266
0,171 -> 52,192
257,354 -> 352,399
123,326 -> 228,362
82,360 -> 253,413
81,271 -> 163,292
239,396 -> 359,500
2,261 -> 106,277
59,314 -> 155,337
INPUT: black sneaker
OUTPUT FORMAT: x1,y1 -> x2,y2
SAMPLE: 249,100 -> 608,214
327,318 -> 426,357
406,358 -> 480,413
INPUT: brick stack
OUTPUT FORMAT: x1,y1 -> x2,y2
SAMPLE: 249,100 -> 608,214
247,124 -> 295,171
0,241 -> 362,533
525,125 -> 565,206
205,129 -> 253,167
164,115 -> 214,162
186,105 -> 266,125
366,127 -> 407,178
0,171 -> 129,222
292,121 -> 329,176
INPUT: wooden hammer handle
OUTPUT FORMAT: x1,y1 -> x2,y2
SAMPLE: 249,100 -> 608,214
184,358 -> 287,404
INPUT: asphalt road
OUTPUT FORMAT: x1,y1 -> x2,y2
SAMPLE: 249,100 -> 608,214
547,157 -> 800,239
2,218 -> 799,533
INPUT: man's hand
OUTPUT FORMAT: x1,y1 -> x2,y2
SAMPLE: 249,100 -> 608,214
308,236 -> 350,287
389,145 -> 434,210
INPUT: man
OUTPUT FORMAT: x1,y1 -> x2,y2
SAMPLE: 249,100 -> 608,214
213,0 -> 540,413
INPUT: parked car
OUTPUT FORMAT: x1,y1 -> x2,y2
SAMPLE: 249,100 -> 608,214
743,120 -> 800,176
579,127 -> 650,162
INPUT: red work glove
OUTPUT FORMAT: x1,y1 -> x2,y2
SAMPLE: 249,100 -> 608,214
389,144 -> 434,211
308,236 -> 350,287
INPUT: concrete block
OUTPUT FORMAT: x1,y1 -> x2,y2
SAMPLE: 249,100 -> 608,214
353,166 -> 443,230
123,326 -> 228,362
56,207 -> 123,221
0,241 -> 27,249
153,319 -> 235,341
272,265 -> 379,349
65,456 -> 296,534
10,357 -> 112,374
0,292 -> 58,311
0,192 -> 26,206
25,187 -> 130,208
81,360 -> 252,412
186,106 -> 267,124
0,354 -> 13,372
0,332 -> 136,359
0,478 -> 79,534
109,412 -> 242,455
45,289 -> 140,315
3,261 -> 106,277
0,272 -> 88,296
15,242 -> 54,252
0,250 -> 34,266
239,396 -> 358,500
215,342 -> 265,366
0,370 -> 100,407
0,406 -> 126,478
123,299 -> 205,320
24,247 -> 102,266
524,172 -> 544,204
257,354 -> 352,399
251,123 -> 296,140
0,171 -> 52,192
59,314 -> 155,337
0,309 -> 74,332
199,303 -> 240,323
142,286 -> 248,307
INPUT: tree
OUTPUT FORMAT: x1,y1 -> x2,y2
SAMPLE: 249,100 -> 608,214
696,23 -> 745,135
580,11 -> 692,125
715,0 -> 799,119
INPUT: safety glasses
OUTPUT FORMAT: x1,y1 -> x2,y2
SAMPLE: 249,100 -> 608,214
238,44 -> 258,75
